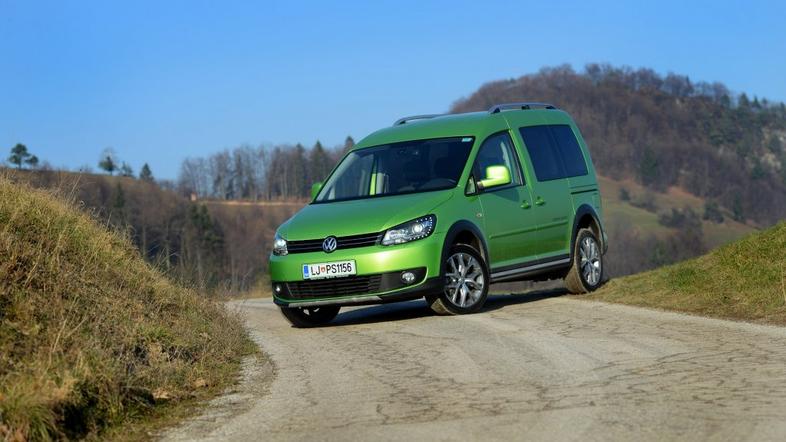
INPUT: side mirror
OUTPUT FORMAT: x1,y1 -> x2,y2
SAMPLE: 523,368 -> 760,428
311,182 -> 323,201
477,165 -> 511,190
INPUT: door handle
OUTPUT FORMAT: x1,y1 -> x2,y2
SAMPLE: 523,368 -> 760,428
534,196 -> 545,206
521,200 -> 531,209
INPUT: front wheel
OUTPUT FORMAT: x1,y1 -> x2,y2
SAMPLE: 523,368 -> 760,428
564,228 -> 604,294
428,244 -> 489,315
279,305 -> 340,328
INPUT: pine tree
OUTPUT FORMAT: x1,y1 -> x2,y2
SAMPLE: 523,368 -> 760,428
187,204 -> 225,287
112,183 -> 126,224
113,183 -> 125,210
292,144 -> 308,197
703,201 -> 724,223
308,141 -> 331,183
343,136 -> 355,153
738,93 -> 751,109
750,161 -> 766,180
140,163 -> 154,182
638,146 -> 659,187
8,143 -> 31,169
99,148 -> 118,175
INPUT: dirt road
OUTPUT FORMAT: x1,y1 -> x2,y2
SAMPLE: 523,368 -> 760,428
163,292 -> 786,441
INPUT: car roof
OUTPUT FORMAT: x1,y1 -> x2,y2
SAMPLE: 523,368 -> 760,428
354,104 -> 572,149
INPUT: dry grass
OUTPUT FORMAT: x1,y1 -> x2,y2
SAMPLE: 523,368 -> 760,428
588,221 -> 786,324
0,177 -> 255,440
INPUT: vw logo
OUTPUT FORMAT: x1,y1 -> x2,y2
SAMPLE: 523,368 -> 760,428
322,236 -> 337,253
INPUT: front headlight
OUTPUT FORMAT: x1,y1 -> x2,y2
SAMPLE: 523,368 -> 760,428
381,215 -> 436,246
273,232 -> 288,256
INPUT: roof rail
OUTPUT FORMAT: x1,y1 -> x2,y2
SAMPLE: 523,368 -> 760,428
393,114 -> 442,126
488,102 -> 557,114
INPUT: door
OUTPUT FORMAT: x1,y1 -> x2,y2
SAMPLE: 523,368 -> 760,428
516,125 -> 573,259
472,132 -> 539,269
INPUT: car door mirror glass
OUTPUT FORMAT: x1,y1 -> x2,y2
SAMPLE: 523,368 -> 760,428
478,165 -> 511,189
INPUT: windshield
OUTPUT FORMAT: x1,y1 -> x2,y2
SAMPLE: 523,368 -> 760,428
315,136 -> 474,203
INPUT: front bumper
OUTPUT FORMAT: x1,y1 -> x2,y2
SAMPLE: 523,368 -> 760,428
270,233 -> 444,307
273,276 -> 443,307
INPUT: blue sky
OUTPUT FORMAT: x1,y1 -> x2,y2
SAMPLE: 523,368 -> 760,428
2,0 -> 785,179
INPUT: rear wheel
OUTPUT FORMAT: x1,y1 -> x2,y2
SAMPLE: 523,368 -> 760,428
428,244 -> 489,315
564,228 -> 604,294
279,305 -> 340,328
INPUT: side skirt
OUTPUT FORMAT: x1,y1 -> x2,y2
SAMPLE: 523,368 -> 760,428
490,255 -> 571,283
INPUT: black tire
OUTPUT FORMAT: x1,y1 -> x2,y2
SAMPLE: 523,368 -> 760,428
427,244 -> 489,315
564,228 -> 604,294
279,305 -> 340,328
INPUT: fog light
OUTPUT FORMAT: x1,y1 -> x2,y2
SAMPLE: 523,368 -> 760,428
401,271 -> 416,284
274,284 -> 282,294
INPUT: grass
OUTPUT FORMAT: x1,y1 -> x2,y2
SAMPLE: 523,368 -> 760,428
588,221 -> 786,324
597,175 -> 755,249
0,177 -> 256,440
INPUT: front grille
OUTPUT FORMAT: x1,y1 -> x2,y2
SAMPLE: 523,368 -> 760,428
287,274 -> 383,298
287,232 -> 382,254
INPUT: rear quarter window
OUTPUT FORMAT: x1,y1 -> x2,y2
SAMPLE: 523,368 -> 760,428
549,125 -> 588,177
518,126 -> 565,181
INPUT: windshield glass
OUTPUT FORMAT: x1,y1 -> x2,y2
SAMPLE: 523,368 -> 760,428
315,136 -> 474,203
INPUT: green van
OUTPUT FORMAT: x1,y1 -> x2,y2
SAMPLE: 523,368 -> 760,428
270,103 -> 607,327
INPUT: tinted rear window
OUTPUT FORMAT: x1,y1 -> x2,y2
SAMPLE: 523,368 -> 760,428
550,125 -> 588,177
519,126 -> 565,181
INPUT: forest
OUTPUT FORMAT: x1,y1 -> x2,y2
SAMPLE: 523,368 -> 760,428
5,63 -> 785,294
176,138 -> 354,200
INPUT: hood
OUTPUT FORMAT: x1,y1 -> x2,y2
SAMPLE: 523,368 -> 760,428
279,190 -> 453,240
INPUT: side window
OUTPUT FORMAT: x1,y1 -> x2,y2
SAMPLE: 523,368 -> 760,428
519,126 -> 565,181
549,125 -> 588,177
472,132 -> 524,186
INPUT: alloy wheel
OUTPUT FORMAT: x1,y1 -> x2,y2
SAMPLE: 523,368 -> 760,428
579,236 -> 602,286
444,252 -> 485,308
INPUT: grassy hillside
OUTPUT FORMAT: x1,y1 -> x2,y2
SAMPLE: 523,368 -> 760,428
595,174 -> 756,276
0,177 -> 254,440
597,175 -> 755,248
4,168 -> 299,295
588,222 -> 786,325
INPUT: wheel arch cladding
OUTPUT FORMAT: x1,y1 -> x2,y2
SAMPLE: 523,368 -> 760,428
570,204 -> 605,260
441,220 -> 489,276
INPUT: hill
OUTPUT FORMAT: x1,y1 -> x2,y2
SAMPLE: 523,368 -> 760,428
588,222 -> 786,324
3,168 -> 299,294
596,175 -> 756,275
452,64 -> 786,226
0,177 -> 254,439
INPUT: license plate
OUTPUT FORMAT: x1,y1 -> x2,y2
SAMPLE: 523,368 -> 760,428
302,260 -> 356,280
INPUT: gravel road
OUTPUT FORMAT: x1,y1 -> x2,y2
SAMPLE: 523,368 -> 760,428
162,291 -> 786,441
